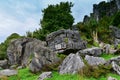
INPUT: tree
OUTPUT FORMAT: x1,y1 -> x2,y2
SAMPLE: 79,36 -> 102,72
41,2 -> 74,34
112,11 -> 120,27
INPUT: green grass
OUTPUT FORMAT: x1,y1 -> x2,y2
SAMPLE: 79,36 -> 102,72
8,68 -> 40,80
2,68 -> 119,80
100,53 -> 119,60
46,72 -> 120,80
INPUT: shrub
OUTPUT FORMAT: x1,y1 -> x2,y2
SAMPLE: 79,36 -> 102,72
78,64 -> 112,78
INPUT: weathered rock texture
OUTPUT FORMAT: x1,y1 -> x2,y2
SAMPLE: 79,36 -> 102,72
110,26 -> 120,39
85,55 -> 106,66
83,0 -> 120,23
0,59 -> 8,69
0,69 -> 17,76
38,72 -> 52,80
7,38 -> 59,72
106,56 -> 120,75
112,61 -> 120,75
46,29 -> 87,53
59,53 -> 85,74
78,47 -> 103,56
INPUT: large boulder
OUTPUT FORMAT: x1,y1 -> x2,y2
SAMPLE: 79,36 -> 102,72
0,69 -> 17,76
29,47 -> 59,73
77,47 -> 103,56
7,38 -> 59,72
38,72 -> 52,80
59,53 -> 85,74
0,59 -> 8,69
46,29 -> 87,53
85,55 -> 106,66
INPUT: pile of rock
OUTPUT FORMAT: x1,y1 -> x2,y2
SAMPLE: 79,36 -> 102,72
7,37 -> 59,73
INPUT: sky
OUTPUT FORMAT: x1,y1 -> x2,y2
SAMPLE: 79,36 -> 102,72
0,0 -> 107,43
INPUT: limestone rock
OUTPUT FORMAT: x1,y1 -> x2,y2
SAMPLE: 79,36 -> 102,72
59,53 -> 85,74
78,47 -> 103,56
0,59 -> 8,69
38,72 -> 52,80
112,61 -> 120,75
85,55 -> 106,66
108,76 -> 117,80
0,69 -> 17,76
110,26 -> 120,39
29,46 -> 59,73
7,37 -> 59,73
46,29 -> 87,53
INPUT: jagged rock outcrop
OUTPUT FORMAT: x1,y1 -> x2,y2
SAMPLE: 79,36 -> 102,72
85,55 -> 106,66
38,72 -> 52,80
7,38 -> 59,72
59,53 -> 85,74
83,0 -> 120,23
0,69 -> 17,76
77,47 -> 103,56
46,29 -> 87,53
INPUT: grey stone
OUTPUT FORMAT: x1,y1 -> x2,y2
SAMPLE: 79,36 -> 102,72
29,46 -> 59,73
59,53 -> 85,74
85,55 -> 106,66
78,47 -> 103,56
106,56 -> 120,65
104,44 -> 111,54
7,37 -> 59,73
112,61 -> 120,75
108,76 -> 117,80
0,59 -> 8,69
110,26 -> 120,39
38,72 -> 52,80
46,29 -> 87,53
0,69 -> 17,76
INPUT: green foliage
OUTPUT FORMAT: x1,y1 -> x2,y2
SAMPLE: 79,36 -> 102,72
79,64 -> 112,78
112,11 -> 120,27
0,33 -> 22,60
42,61 -> 62,71
100,53 -> 119,60
45,72 -> 81,80
41,2 -> 74,32
26,2 -> 74,41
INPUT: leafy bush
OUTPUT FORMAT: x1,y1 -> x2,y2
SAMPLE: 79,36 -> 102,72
78,64 -> 112,78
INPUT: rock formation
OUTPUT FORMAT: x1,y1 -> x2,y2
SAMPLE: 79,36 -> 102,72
0,59 -> 8,69
38,72 -> 52,80
59,53 -> 85,74
0,69 -> 17,76
105,56 -> 120,75
46,29 -> 87,53
85,55 -> 106,66
110,26 -> 120,49
7,37 -> 59,72
77,47 -> 103,56
83,0 -> 120,23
